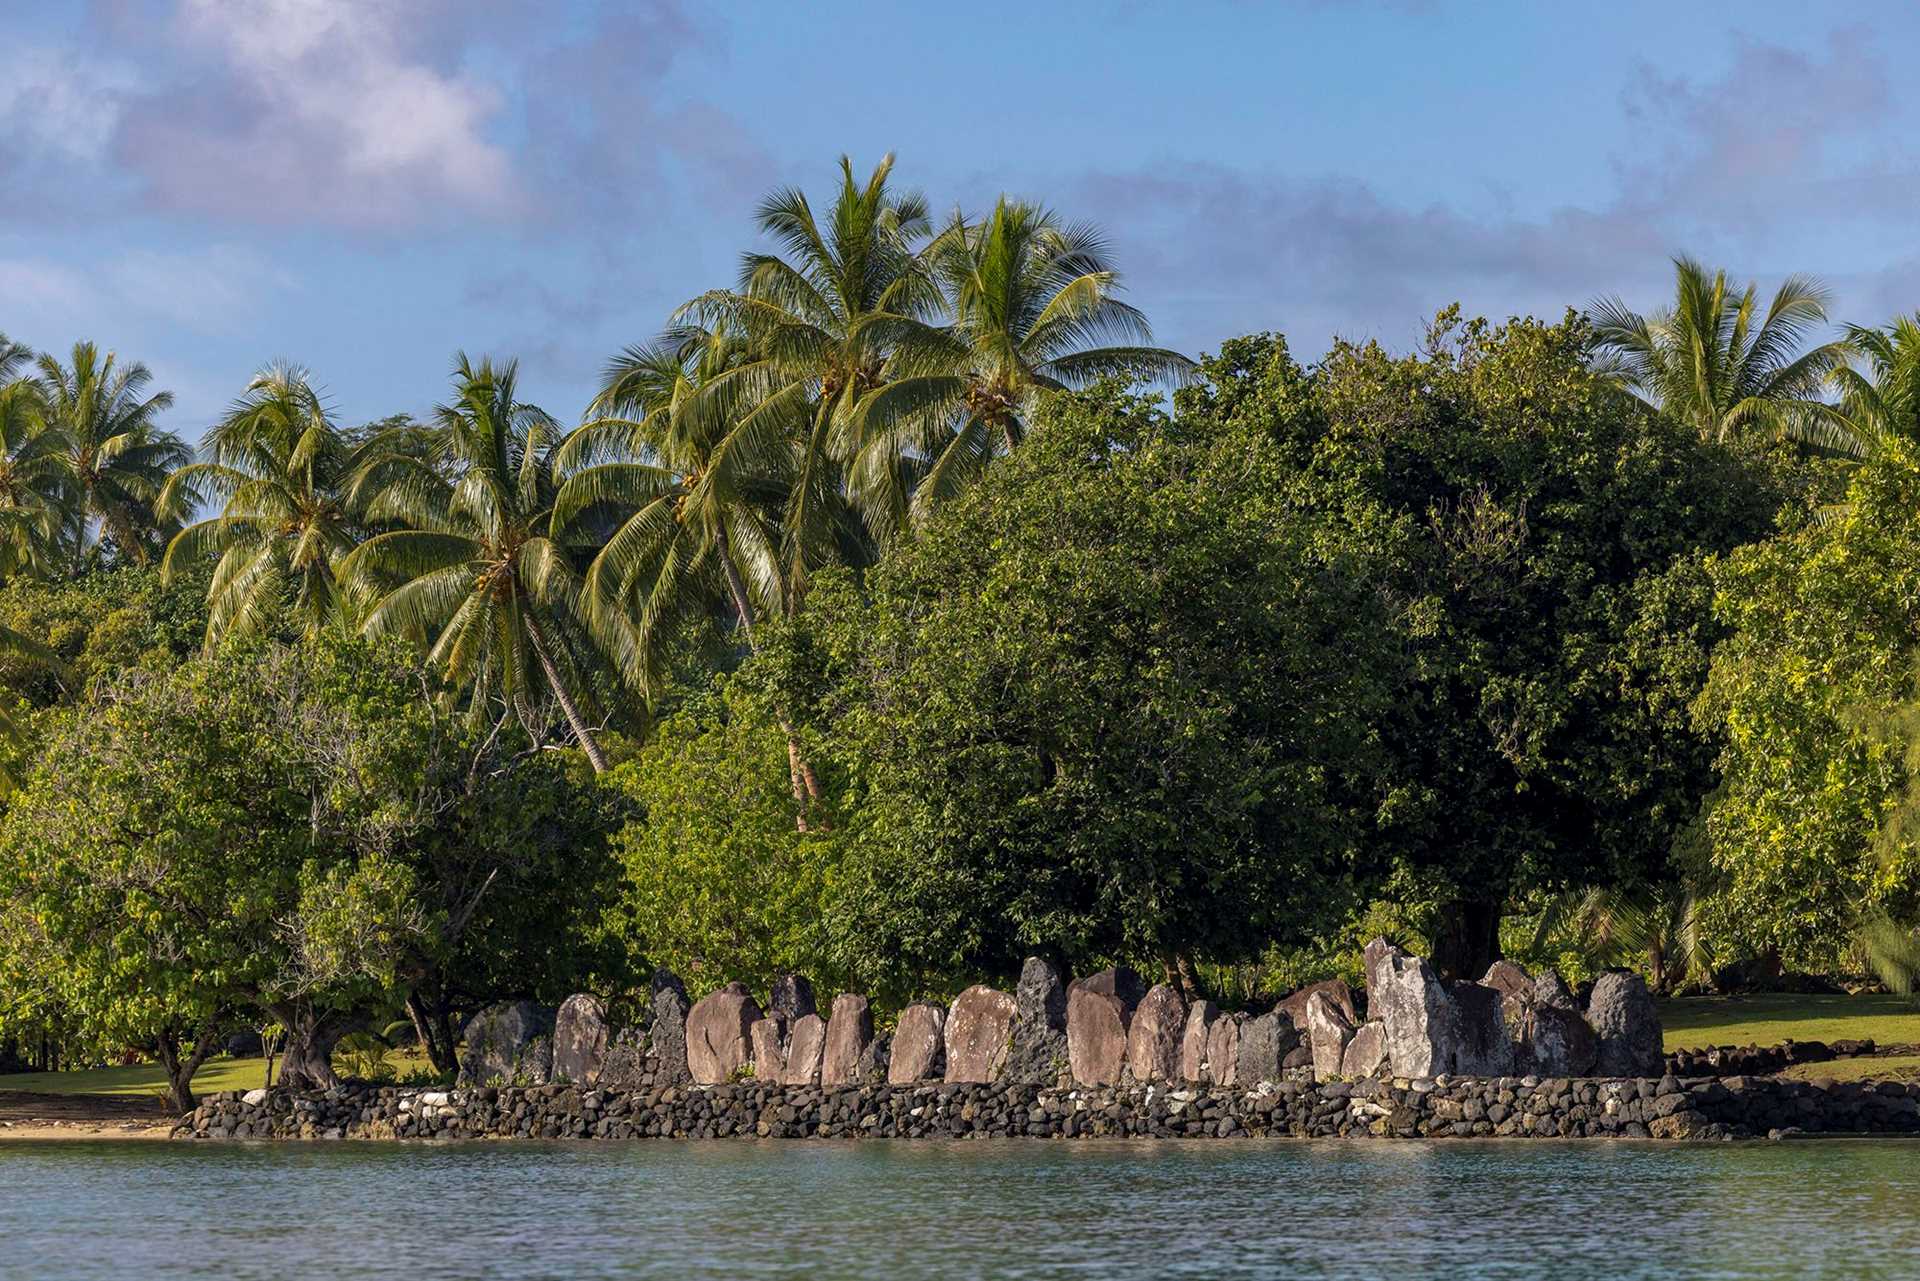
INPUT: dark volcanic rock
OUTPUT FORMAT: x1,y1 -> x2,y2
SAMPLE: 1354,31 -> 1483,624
459,1000 -> 554,1086
1003,957 -> 1070,1085
769,974 -> 817,1023
648,970 -> 692,1085
1238,1011 -> 1299,1084
1588,971 -> 1663,1078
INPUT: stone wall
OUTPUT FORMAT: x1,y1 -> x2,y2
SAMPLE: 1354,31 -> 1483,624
178,1072 -> 1920,1143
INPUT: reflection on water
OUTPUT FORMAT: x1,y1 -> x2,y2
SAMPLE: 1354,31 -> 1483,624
2,1137 -> 1915,1279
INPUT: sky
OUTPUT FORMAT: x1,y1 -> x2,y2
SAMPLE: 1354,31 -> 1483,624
4,0 -> 1919,438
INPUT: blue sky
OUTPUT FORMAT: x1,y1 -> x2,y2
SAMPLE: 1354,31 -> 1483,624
4,0 -> 1917,437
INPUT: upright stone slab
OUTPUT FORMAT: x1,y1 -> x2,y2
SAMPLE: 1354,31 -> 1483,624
1180,1000 -> 1221,1083
685,982 -> 762,1084
855,1031 -> 891,1086
1066,986 -> 1132,1086
1481,960 -> 1534,1001
1505,993 -> 1598,1077
1587,971 -> 1664,1077
944,985 -> 1017,1083
749,1017 -> 789,1081
1275,978 -> 1359,1028
1205,1013 -> 1243,1087
1341,1020 -> 1388,1077
769,974 -> 817,1023
1003,957 -> 1070,1085
1069,966 -> 1146,1013
648,969 -> 692,1085
782,1013 -> 827,1086
1125,984 -> 1186,1084
1305,990 -> 1356,1081
1534,970 -> 1578,1010
1238,1011 -> 1298,1084
597,1027 -> 652,1089
888,1002 -> 947,1084
1362,939 -> 1521,1077
551,994 -> 609,1086
821,993 -> 873,1087
458,1000 -> 555,1086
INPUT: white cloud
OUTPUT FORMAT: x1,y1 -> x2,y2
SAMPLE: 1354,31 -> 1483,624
0,45 -> 136,165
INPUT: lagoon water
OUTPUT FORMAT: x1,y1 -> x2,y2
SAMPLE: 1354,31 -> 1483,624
2,1137 -> 1915,1279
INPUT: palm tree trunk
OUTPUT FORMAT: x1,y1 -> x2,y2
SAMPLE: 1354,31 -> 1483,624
521,606 -> 609,774
716,529 -> 824,830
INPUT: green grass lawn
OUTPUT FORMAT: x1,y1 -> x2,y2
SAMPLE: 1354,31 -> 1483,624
1659,993 -> 1920,1052
1,1046 -> 438,1099
1779,1053 -> 1920,1083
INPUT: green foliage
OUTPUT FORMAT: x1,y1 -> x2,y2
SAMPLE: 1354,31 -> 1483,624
792,384 -> 1399,996
608,684 -> 834,993
1185,313 -> 1787,972
1699,439 -> 1920,966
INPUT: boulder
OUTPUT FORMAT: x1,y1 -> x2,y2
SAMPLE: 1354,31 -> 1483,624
1179,1000 -> 1220,1083
647,970 -> 692,1085
226,1030 -> 264,1058
1305,990 -> 1356,1080
550,993 -> 609,1085
1068,966 -> 1146,1013
1506,996 -> 1598,1077
1237,1011 -> 1299,1084
1341,1020 -> 1388,1077
685,982 -> 762,1084
1002,957 -> 1070,1085
821,993 -> 873,1087
1533,970 -> 1578,1010
1066,986 -> 1131,1086
944,985 -> 1017,1083
1480,960 -> 1534,1000
1282,1044 -> 1315,1069
1205,1014 -> 1243,1087
769,974 -> 817,1023
1588,970 -> 1664,1077
1275,978 -> 1358,1028
888,1002 -> 946,1084
856,1031 -> 892,1086
1363,938 -> 1514,1077
749,1017 -> 788,1081
1125,984 -> 1186,1084
458,1000 -> 554,1086
596,1027 -> 651,1088
782,1013 -> 827,1086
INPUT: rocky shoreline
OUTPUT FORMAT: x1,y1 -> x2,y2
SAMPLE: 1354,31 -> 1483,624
178,1071 -> 1920,1143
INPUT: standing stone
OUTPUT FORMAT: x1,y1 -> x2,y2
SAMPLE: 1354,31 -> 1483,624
597,1027 -> 651,1089
1480,960 -> 1534,1000
1341,1021 -> 1388,1077
1275,978 -> 1359,1028
944,985 -> 1017,1083
769,974 -> 817,1023
1237,1011 -> 1299,1084
648,970 -> 693,1085
550,994 -> 609,1086
685,982 -> 763,1085
1003,957 -> 1070,1085
821,993 -> 874,1087
1066,986 -> 1132,1086
1068,966 -> 1147,1013
749,1017 -> 788,1081
458,1000 -> 554,1086
1505,994 -> 1598,1077
782,1013 -> 827,1086
856,1032 -> 891,1086
1534,970 -> 1578,1010
1180,1000 -> 1221,1083
1305,990 -> 1356,1081
1587,971 -> 1664,1077
1364,939 -> 1513,1077
1125,984 -> 1186,1084
1206,1014 -> 1243,1087
888,1002 -> 947,1083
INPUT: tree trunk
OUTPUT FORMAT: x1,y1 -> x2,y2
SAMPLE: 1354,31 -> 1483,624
272,1006 -> 357,1091
405,988 -> 461,1077
716,531 -> 824,831
1429,896 -> 1503,981
1173,951 -> 1204,1003
522,606 -> 608,773
153,1024 -> 219,1113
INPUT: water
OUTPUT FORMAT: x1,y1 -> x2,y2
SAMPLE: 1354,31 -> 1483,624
2,1138 -> 1916,1279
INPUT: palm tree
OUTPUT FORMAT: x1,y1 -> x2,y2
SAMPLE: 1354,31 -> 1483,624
1820,315 -> 1920,461
853,198 -> 1194,527
0,337 -> 70,579
34,341 -> 188,566
337,354 -> 617,772
158,364 -> 359,648
554,329 -> 825,818
677,153 -> 937,582
1587,257 -> 1850,446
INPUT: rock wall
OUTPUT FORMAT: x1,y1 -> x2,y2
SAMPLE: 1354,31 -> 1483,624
179,1072 -> 1920,1143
